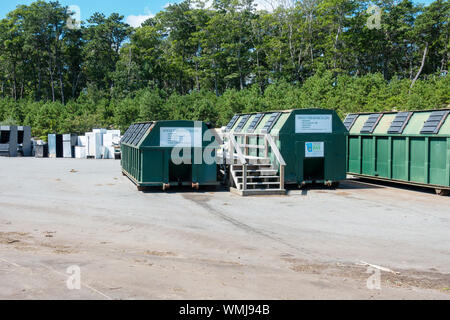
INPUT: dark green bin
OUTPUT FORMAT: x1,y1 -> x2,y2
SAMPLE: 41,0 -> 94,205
222,109 -> 348,194
346,109 -> 450,195
121,120 -> 218,190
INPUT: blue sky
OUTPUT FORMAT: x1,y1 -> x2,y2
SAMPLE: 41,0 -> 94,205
0,0 -> 436,27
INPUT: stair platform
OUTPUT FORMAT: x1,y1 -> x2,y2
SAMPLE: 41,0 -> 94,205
230,187 -> 286,197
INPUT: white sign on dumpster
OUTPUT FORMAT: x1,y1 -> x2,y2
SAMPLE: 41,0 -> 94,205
160,127 -> 202,147
296,115 -> 332,133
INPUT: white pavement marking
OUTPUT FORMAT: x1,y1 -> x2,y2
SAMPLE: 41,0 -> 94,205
39,263 -> 113,300
0,256 -> 113,300
0,257 -> 22,268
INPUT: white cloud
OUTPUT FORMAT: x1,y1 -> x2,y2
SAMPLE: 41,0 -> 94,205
162,0 -> 290,14
254,0 -> 297,11
164,2 -> 175,9
191,0 -> 282,12
254,0 -> 276,11
126,7 -> 154,28
191,1 -> 212,9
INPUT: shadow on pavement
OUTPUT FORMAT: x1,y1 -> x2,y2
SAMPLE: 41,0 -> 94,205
140,184 -> 230,194
346,177 -> 443,196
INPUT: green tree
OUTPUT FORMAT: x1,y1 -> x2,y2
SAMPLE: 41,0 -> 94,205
83,13 -> 132,91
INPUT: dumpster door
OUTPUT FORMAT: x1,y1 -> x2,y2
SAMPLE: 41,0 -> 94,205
296,140 -> 326,183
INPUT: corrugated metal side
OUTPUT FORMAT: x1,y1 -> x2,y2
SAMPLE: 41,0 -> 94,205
347,109 -> 450,190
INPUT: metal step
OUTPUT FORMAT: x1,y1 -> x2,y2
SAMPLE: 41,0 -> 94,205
244,156 -> 271,165
238,182 -> 281,186
233,169 -> 277,174
230,187 -> 286,196
238,144 -> 265,149
244,155 -> 269,160
232,164 -> 273,169
237,176 -> 280,180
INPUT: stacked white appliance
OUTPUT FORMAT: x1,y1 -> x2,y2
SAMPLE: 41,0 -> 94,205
75,129 -> 121,159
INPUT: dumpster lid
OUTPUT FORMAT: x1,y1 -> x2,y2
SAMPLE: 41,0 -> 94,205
343,114 -> 359,131
234,114 -> 251,133
131,122 -> 152,146
120,124 -> 132,143
247,113 -> 264,133
225,115 -> 240,132
361,114 -> 382,133
261,112 -> 282,134
122,122 -> 153,145
388,112 -> 413,134
129,123 -> 145,145
420,110 -> 449,134
121,124 -> 138,144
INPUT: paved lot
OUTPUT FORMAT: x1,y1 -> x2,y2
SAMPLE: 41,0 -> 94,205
0,157 -> 449,299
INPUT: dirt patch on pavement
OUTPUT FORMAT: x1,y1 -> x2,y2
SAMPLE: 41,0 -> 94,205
39,242 -> 77,254
0,231 -> 77,255
144,250 -> 177,257
0,232 -> 30,245
284,258 -> 450,292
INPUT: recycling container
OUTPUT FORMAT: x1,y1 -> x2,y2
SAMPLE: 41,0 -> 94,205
121,121 -> 218,190
345,109 -> 450,195
221,109 -> 348,194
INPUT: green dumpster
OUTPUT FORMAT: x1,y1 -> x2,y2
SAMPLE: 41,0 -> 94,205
345,109 -> 450,195
221,109 -> 348,195
121,120 -> 218,191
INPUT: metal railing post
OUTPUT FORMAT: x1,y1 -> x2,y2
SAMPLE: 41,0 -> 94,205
280,164 -> 285,190
228,134 -> 233,165
243,163 -> 247,191
264,134 -> 269,158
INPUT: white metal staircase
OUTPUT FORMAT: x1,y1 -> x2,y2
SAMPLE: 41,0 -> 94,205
220,132 -> 286,196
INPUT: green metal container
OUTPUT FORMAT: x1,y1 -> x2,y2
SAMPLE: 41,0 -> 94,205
346,109 -> 450,195
223,109 -> 348,193
121,120 -> 218,190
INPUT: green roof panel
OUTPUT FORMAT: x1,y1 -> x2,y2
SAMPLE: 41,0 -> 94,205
350,114 -> 369,134
403,112 -> 431,135
373,114 -> 395,134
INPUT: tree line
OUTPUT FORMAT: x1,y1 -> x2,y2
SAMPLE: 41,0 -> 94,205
0,0 -> 448,138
